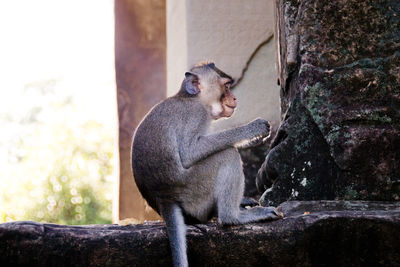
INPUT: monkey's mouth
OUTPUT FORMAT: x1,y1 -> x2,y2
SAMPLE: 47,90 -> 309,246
225,104 -> 236,110
224,105 -> 236,117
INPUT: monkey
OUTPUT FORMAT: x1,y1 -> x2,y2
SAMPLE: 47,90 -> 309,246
131,62 -> 281,267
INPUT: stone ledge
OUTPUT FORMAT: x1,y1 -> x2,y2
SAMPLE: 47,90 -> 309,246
1,201 -> 399,266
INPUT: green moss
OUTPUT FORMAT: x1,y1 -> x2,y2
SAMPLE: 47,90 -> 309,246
326,125 -> 340,143
357,110 -> 394,124
344,186 -> 359,200
369,113 -> 392,123
304,82 -> 330,128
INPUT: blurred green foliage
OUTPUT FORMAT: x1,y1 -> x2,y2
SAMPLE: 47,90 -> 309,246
0,79 -> 115,225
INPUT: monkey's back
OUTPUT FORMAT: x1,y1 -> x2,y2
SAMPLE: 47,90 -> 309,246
131,96 -> 207,209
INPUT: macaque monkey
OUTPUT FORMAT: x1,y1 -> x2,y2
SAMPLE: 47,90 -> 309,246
131,62 -> 280,267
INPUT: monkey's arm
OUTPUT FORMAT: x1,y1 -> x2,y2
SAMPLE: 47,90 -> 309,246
180,119 -> 269,168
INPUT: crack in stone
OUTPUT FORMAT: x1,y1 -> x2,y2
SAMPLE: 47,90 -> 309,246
232,34 -> 274,89
299,51 -> 400,74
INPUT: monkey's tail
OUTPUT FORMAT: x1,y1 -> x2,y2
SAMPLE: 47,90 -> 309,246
160,202 -> 188,267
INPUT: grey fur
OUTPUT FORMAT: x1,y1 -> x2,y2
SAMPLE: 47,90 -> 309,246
160,203 -> 187,266
131,63 -> 280,267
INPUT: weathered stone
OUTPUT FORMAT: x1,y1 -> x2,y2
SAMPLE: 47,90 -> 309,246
1,201 -> 399,266
258,0 -> 400,205
257,98 -> 344,206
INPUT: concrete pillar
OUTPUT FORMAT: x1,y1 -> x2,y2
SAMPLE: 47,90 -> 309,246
115,0 -> 165,222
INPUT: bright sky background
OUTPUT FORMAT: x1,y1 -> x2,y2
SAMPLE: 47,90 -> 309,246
0,0 -> 116,125
0,0 -> 117,216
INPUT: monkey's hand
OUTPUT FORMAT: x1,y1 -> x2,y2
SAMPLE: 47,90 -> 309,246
247,118 -> 270,139
248,135 -> 269,147
236,135 -> 268,149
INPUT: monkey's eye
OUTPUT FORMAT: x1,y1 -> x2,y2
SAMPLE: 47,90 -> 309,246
224,83 -> 231,89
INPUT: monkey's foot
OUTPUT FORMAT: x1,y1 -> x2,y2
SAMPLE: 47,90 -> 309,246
249,206 -> 284,221
231,206 -> 283,224
264,206 -> 284,219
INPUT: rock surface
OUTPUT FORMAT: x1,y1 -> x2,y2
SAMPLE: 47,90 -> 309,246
1,201 -> 399,266
258,0 -> 400,205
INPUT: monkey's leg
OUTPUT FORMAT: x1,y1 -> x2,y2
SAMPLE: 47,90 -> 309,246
215,148 -> 280,225
160,203 -> 188,267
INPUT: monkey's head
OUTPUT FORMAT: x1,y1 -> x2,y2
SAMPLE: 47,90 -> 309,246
181,62 -> 237,120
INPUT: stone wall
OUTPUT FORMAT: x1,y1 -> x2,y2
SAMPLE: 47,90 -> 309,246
258,0 -> 400,205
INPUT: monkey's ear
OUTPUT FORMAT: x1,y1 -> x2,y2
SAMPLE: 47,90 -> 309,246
184,72 -> 200,95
